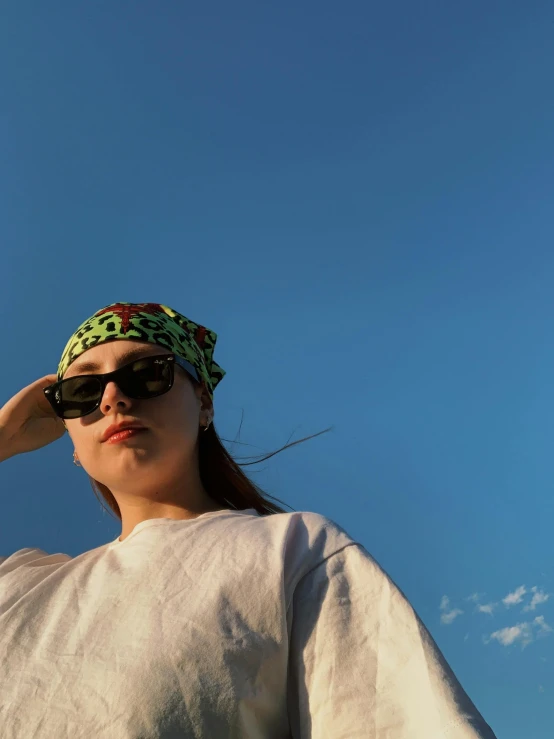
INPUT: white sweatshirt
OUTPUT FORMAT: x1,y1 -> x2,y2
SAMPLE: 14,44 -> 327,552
0,507 -> 497,738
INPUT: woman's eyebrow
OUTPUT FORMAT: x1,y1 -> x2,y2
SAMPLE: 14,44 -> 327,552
66,348 -> 166,376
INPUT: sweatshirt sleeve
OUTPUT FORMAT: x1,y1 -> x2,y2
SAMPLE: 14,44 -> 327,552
287,543 -> 497,739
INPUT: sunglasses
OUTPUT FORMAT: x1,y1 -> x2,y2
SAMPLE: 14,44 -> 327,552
44,353 -> 199,419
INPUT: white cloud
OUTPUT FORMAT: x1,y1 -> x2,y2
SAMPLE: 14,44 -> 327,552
534,616 -> 552,635
476,603 -> 496,615
466,592 -> 483,603
487,615 -> 552,648
441,608 -> 463,625
489,622 -> 533,647
439,595 -> 463,624
503,585 -> 527,607
523,588 -> 549,613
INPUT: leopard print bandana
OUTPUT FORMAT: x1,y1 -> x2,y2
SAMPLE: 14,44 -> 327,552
57,302 -> 225,398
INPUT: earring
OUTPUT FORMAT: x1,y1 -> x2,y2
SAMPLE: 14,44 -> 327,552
73,451 -> 81,467
200,405 -> 211,432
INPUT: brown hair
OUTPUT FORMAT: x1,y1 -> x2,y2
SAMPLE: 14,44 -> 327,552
89,423 -> 331,520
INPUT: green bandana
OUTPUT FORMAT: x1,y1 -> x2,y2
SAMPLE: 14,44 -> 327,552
57,302 -> 225,398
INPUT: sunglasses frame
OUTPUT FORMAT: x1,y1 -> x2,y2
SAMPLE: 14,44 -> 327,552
44,353 -> 200,420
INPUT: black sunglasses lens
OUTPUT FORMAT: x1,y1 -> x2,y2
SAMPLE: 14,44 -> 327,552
59,377 -> 103,419
118,357 -> 172,398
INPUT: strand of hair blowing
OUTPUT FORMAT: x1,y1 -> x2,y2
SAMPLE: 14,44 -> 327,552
89,423 -> 331,521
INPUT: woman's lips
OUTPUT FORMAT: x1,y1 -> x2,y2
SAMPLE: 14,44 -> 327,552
106,428 -> 148,444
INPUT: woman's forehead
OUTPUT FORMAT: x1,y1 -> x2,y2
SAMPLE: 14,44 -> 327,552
64,340 -> 167,377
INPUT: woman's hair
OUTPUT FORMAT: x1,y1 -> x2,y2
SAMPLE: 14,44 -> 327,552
89,422 -> 331,519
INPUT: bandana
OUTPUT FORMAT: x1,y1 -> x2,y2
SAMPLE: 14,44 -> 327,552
57,302 -> 225,398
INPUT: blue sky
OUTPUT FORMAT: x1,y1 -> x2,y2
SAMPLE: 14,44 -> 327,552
1,2 -> 553,735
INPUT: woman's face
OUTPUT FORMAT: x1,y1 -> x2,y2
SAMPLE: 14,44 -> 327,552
63,340 -> 213,493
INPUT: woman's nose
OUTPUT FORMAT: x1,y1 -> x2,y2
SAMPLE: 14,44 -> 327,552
100,381 -> 133,414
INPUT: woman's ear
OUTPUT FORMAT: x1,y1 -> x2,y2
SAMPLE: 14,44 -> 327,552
196,383 -> 214,422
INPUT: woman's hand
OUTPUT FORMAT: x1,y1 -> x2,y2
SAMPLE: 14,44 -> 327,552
0,375 -> 66,461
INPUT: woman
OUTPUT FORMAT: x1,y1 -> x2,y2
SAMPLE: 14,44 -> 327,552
0,302 -> 497,738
